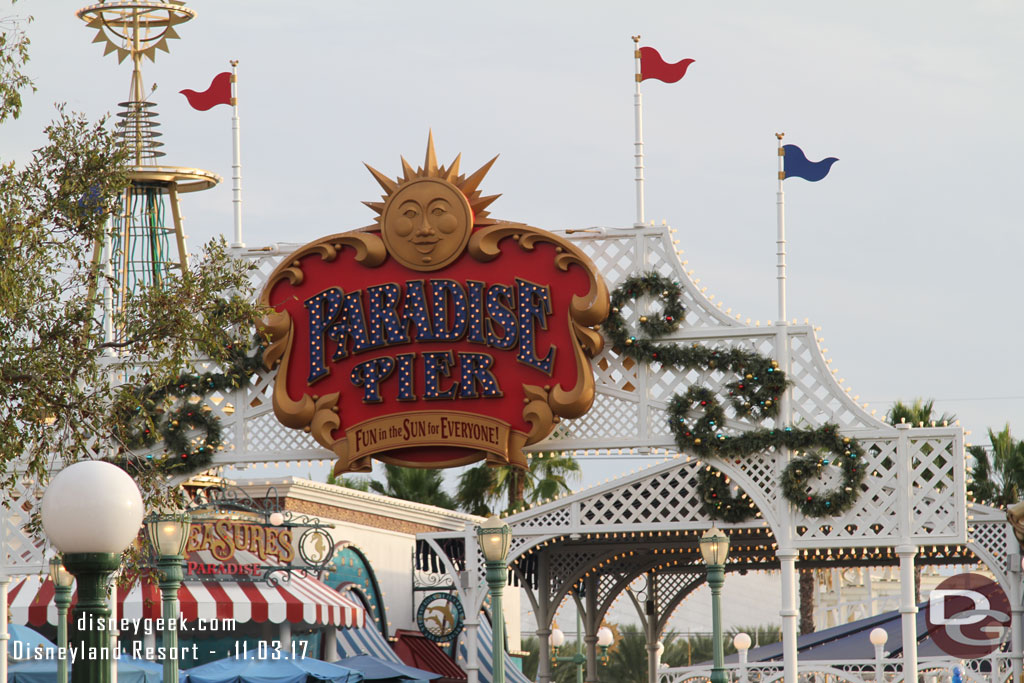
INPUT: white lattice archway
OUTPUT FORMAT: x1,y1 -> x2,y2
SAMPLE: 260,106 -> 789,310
4,223 -> 1014,683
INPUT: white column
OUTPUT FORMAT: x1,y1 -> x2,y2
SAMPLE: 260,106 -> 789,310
324,626 -> 339,662
646,573 -> 659,683
1007,550 -> 1022,683
0,575 -> 9,683
778,549 -> 799,683
895,422 -> 918,682
536,555 -> 552,683
464,620 -> 480,683
632,36 -> 646,228
776,133 -> 787,324
279,620 -> 292,652
583,577 -> 599,683
229,60 -> 244,249
775,319 -> 798,683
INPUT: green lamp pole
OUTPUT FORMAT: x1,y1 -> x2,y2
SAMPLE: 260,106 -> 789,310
700,527 -> 731,683
42,461 -> 145,683
49,557 -> 74,683
550,616 -> 613,683
477,515 -> 512,683
146,511 -> 191,683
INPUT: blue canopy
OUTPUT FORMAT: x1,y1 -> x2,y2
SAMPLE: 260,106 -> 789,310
6,625 -> 56,661
182,649 -> 364,683
337,654 -> 440,682
8,654 -> 163,683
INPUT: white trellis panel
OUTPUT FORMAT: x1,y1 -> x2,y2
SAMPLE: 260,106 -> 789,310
2,224 -> 968,576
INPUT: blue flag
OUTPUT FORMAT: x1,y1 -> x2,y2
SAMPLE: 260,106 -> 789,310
782,144 -> 838,182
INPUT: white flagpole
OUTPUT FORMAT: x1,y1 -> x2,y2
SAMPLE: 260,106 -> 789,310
633,35 -> 646,228
776,132 -> 787,324
230,59 -> 244,248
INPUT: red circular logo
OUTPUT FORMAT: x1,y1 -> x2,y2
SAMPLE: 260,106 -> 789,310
927,572 -> 1010,658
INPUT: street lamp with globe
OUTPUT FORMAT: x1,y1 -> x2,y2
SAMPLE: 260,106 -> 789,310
48,557 -> 74,683
145,511 -> 191,683
476,515 -> 512,683
41,461 -> 144,683
699,527 -> 730,683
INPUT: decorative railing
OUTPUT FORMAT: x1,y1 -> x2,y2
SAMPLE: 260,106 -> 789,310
658,653 -> 1017,683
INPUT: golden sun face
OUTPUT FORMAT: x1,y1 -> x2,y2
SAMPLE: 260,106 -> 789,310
382,178 -> 472,269
364,133 -> 500,272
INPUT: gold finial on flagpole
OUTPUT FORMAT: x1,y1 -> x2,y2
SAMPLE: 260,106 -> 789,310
776,132 -> 785,140
632,35 -> 641,43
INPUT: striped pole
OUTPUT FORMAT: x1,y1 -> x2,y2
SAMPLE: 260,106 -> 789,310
230,60 -> 244,248
633,35 -> 646,228
776,133 -> 787,324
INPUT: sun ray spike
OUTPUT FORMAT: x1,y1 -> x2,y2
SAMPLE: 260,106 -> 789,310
444,154 -> 462,183
460,155 -> 499,196
424,131 -> 438,174
364,163 -> 398,194
400,156 -> 416,181
474,194 -> 501,213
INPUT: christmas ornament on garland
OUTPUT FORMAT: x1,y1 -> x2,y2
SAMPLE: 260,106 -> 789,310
605,272 -> 865,520
108,343 -> 262,476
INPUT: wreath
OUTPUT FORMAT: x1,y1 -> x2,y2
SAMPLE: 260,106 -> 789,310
605,271 -> 865,520
108,343 -> 263,476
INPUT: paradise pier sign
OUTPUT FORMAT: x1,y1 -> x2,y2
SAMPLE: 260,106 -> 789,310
261,136 -> 609,473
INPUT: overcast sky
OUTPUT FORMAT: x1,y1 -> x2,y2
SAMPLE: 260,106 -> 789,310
7,0 -> 1019,636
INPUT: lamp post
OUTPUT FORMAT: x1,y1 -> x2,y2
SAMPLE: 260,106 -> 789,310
41,461 -> 144,683
699,527 -> 730,683
477,515 -> 511,683
49,557 -> 74,683
733,632 -> 751,683
869,627 -> 888,682
145,511 -> 190,683
550,619 -> 613,683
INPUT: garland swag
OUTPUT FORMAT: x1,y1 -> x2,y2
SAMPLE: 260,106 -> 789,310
109,344 -> 263,476
605,272 -> 865,521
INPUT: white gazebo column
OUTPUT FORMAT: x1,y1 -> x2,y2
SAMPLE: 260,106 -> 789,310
775,322 -> 799,683
895,422 -> 918,682
645,573 -> 659,683
1008,548 -> 1022,683
535,554 -> 553,683
583,575 -> 599,683
777,547 -> 799,683
0,574 -> 9,683
464,619 -> 480,683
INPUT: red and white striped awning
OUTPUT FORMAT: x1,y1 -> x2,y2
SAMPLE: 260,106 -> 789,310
9,549 -> 364,629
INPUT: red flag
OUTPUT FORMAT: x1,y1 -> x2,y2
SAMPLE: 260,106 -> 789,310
639,47 -> 694,84
180,72 -> 232,111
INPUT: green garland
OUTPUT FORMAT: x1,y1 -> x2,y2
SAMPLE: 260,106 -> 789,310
109,343 -> 263,476
605,271 -> 865,520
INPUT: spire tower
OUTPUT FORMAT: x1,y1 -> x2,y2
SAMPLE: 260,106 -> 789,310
76,1 -> 221,344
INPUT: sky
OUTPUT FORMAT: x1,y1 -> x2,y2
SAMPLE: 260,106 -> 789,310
4,0 -> 1020,633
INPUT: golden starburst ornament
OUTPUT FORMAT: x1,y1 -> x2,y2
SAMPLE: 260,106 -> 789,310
364,133 -> 501,271
77,1 -> 194,64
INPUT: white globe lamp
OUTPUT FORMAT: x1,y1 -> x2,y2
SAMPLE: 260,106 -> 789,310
41,460 -> 144,683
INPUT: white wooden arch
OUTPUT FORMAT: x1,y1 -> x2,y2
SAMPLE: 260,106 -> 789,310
4,223 -> 1017,683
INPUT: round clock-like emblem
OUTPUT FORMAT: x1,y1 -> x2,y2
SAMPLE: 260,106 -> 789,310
416,592 -> 465,643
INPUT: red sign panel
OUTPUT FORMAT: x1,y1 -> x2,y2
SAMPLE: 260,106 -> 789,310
260,139 -> 608,473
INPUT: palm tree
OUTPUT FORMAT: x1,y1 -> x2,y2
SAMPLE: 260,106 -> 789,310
361,463 -> 457,510
455,452 -> 581,516
969,424 -> 1024,507
886,398 -> 955,428
326,471 -> 372,491
599,624 -> 650,683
